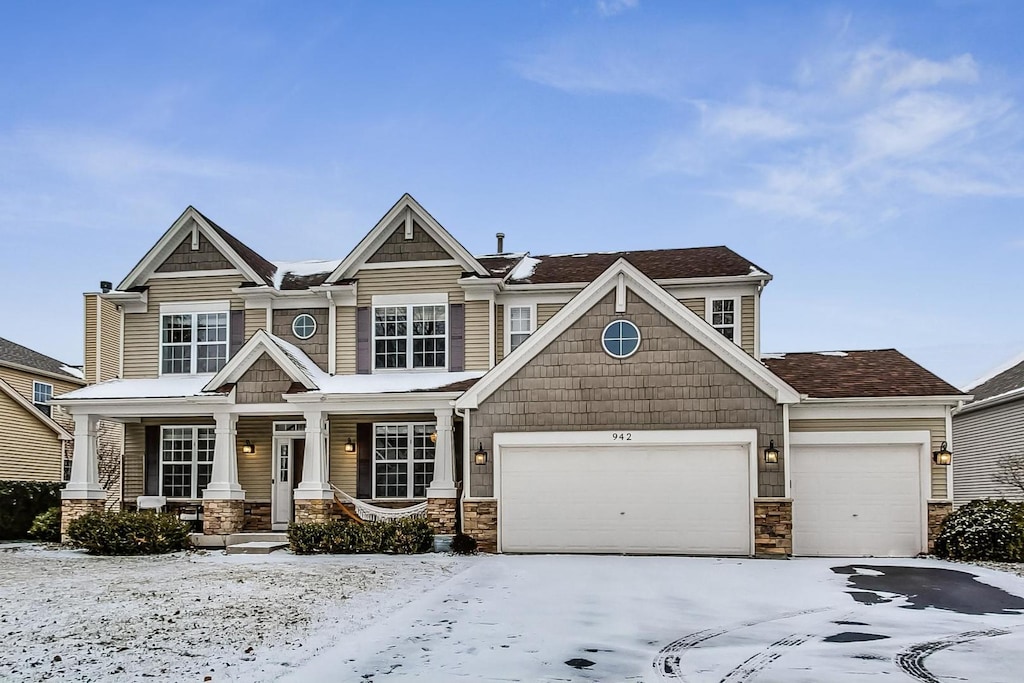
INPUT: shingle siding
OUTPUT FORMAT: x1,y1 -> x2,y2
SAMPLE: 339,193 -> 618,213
272,308 -> 329,371
154,228 -> 235,272
953,400 -> 1024,504
366,222 -> 452,263
235,354 -> 292,403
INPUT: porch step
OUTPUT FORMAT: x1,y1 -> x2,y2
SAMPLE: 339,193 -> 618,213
225,541 -> 289,555
227,532 -> 288,545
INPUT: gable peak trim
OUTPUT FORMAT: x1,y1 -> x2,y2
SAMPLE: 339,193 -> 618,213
202,329 -> 319,392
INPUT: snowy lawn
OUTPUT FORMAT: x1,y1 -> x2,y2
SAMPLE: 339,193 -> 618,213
0,543 -> 472,682
287,555 -> 1024,683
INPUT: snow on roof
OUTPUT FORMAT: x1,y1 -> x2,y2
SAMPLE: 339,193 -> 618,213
760,353 -> 787,360
56,375 -> 217,400
271,259 -> 344,289
265,333 -> 328,384
509,256 -> 542,281
476,251 -> 528,259
60,365 -> 85,380
315,371 -> 485,394
963,350 -> 1024,391
814,351 -> 849,357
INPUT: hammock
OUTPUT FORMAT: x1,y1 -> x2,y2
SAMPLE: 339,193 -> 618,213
329,483 -> 428,522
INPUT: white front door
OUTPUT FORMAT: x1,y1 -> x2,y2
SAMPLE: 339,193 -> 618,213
272,439 -> 293,530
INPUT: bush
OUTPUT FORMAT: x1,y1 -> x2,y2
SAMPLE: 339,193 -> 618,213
934,499 -> 1024,562
66,511 -> 192,555
28,506 -> 61,542
0,480 -> 63,540
288,517 -> 434,555
450,533 -> 478,555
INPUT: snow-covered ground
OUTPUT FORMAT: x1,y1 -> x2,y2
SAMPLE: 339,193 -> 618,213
0,543 -> 471,682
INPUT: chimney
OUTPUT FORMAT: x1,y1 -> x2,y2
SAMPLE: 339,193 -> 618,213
496,232 -> 505,253
99,281 -> 112,294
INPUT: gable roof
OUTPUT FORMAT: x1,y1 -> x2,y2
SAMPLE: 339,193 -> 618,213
0,337 -> 85,384
203,330 -> 323,392
456,258 -> 801,410
960,352 -> 1024,405
0,377 -> 73,440
326,194 -> 489,282
762,350 -> 965,399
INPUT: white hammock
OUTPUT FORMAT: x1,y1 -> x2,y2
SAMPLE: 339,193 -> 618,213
330,483 -> 428,522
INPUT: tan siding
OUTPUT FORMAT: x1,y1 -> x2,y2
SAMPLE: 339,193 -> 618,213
495,305 -> 504,363
790,418 -> 949,499
123,423 -> 145,502
741,295 -> 755,356
681,298 -> 705,318
465,300 -> 490,371
98,296 -> 121,381
272,308 -> 329,370
354,266 -> 466,306
237,417 -> 282,501
329,413 -> 438,497
953,402 -> 1024,505
0,390 -> 64,481
122,275 -> 246,379
536,303 -> 562,327
337,306 -> 357,375
245,307 -> 268,341
0,367 -> 80,401
84,294 -> 98,384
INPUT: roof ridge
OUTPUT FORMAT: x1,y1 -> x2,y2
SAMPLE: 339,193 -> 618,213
191,208 -> 277,286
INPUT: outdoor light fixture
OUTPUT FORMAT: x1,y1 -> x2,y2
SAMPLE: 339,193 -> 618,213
933,441 -> 952,466
241,440 -> 256,455
474,442 -> 488,466
344,438 -> 355,454
763,440 -> 779,465
430,431 -> 438,444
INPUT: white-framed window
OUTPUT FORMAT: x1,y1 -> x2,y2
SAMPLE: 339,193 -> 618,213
159,304 -> 230,375
602,320 -> 641,359
507,305 -> 535,352
160,426 -> 215,499
291,313 -> 317,340
709,298 -> 738,343
32,381 -> 53,417
373,304 -> 447,370
373,422 -> 436,499
62,454 -> 72,482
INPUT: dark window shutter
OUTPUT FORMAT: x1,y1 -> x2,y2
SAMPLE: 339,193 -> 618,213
356,306 -> 371,375
356,422 -> 373,498
144,426 -> 160,496
449,303 -> 465,372
229,310 -> 245,357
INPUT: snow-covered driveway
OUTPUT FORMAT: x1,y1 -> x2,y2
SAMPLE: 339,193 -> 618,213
287,555 -> 1024,682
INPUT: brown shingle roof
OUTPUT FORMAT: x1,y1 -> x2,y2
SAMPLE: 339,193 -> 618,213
413,377 -> 481,393
0,336 -> 85,382
967,355 -> 1024,403
763,349 -> 964,399
194,208 -> 277,286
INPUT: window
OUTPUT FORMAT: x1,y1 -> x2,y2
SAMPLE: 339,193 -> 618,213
32,381 -> 53,417
710,299 -> 737,342
160,311 -> 229,374
373,304 -> 447,370
373,423 -> 436,498
292,313 -> 317,340
62,455 -> 72,482
602,320 -> 641,359
508,306 -> 534,352
160,426 -> 215,498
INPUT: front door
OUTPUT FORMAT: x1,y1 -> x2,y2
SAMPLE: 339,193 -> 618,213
272,437 -> 307,530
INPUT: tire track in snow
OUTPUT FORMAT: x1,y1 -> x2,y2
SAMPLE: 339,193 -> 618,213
895,628 -> 1011,683
719,633 -> 813,683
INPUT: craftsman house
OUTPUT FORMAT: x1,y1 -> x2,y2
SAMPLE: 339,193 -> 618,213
56,194 -> 965,556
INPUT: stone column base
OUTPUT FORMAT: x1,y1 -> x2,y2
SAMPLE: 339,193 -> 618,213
427,498 -> 457,535
203,499 -> 245,535
61,498 -> 106,542
928,500 -> 953,554
294,498 -> 335,525
462,500 -> 497,553
754,498 -> 792,557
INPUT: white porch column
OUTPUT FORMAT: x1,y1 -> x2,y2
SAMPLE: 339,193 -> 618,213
61,414 -> 106,500
426,407 -> 457,498
203,412 -> 245,500
295,410 -> 332,500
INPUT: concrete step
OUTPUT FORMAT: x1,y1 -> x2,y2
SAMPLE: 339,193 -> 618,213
226,532 -> 288,545
225,541 -> 289,555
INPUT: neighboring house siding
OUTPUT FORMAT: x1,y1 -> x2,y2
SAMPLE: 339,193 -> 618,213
469,289 -> 784,498
235,354 -> 291,403
272,308 -> 329,371
122,275 -> 245,379
366,223 -> 452,263
0,389 -> 64,481
790,418 -> 949,499
741,295 -> 755,356
465,301 -> 489,371
154,230 -> 235,272
953,401 -> 1024,504
0,366 -> 80,401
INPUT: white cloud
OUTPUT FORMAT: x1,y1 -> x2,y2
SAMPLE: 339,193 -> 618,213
596,0 -> 639,18
844,46 -> 978,95
705,106 -> 805,140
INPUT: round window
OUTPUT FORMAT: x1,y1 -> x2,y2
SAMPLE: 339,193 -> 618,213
292,314 -> 317,340
602,320 -> 641,359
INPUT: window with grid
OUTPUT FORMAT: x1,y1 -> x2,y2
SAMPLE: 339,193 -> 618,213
62,455 -> 72,482
508,306 -> 533,351
160,312 -> 229,374
373,423 -> 436,498
160,426 -> 215,498
373,304 -> 446,370
710,299 -> 736,342
32,382 -> 53,417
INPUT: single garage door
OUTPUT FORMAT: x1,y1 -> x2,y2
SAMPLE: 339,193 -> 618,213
791,443 -> 925,557
499,442 -> 751,554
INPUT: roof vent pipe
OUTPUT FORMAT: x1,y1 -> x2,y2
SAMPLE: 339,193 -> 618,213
496,232 -> 505,253
99,281 -> 112,293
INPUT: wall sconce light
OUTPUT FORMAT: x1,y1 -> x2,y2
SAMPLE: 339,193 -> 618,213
474,442 -> 488,465
344,438 -> 355,454
430,431 -> 438,444
763,440 -> 779,465
241,440 -> 256,455
933,441 -> 952,466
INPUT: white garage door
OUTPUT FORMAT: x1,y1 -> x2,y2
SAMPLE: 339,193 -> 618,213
499,441 -> 752,555
791,443 -> 925,557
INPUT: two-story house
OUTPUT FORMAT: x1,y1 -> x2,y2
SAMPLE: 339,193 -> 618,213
56,194 -> 966,556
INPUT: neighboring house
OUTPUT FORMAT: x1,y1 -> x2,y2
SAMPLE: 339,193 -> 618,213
0,336 -> 84,481
952,354 -> 1024,504
55,194 -> 966,556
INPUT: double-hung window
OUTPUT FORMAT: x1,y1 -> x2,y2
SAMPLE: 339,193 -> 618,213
160,426 -> 215,498
32,381 -> 53,417
709,298 -> 737,342
160,303 -> 230,374
373,302 -> 447,370
373,423 -> 436,498
508,305 -> 534,352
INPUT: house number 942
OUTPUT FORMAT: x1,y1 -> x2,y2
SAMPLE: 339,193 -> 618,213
612,432 -> 632,441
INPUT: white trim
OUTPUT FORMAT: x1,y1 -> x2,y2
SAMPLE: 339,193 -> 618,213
291,313 -> 318,340
358,259 -> 461,271
754,290 -> 761,360
95,295 -> 102,384
371,292 -> 449,306
159,300 -> 231,314
790,403 -> 951,420
118,304 -> 125,379
203,329 -> 319,391
32,380 -> 53,408
782,403 -> 791,498
488,299 -> 495,368
148,269 -> 242,279
99,289 -> 147,314
615,273 -> 627,313
706,296 -> 740,347
328,292 -> 337,375
945,405 -> 954,500
371,301 -> 449,373
158,424 -> 216,500
265,306 -> 272,331
504,303 -> 536,356
0,378 -> 72,439
158,307 -> 231,377
371,420 -> 438,500
404,208 -> 414,240
601,319 -> 641,359
798,395 -> 967,406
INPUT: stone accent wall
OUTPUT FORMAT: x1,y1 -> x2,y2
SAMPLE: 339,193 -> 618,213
294,498 -> 335,525
469,290 -> 784,497
462,500 -> 497,553
367,221 -> 452,263
243,502 -> 273,531
155,229 -> 234,272
60,499 -> 105,542
754,498 -> 792,557
203,499 -> 245,534
235,353 -> 293,403
928,500 -> 953,554
427,498 -> 457,535
272,308 -> 330,370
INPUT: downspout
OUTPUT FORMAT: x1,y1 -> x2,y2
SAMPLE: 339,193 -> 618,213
454,404 -> 470,534
326,290 -> 337,375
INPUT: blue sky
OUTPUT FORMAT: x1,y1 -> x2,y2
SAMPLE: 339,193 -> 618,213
1,0 -> 1022,388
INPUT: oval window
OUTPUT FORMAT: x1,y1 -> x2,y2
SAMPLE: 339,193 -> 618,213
602,320 -> 641,359
292,313 -> 317,340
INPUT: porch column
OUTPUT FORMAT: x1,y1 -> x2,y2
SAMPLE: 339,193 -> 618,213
202,412 -> 245,535
294,411 -> 333,524
61,414 -> 106,541
426,408 -> 457,538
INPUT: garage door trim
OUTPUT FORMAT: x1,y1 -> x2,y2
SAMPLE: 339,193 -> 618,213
492,429 -> 759,554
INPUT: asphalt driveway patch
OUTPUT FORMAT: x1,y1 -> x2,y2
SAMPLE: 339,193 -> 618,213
824,632 -> 890,643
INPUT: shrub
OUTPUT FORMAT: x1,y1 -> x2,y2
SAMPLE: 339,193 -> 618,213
288,517 -> 434,555
66,511 -> 192,555
0,480 -> 63,540
450,533 -> 478,555
28,506 -> 61,542
934,499 -> 1024,562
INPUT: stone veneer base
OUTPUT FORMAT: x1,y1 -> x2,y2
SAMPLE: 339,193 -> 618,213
426,498 -> 457,536
462,500 -> 497,553
927,500 -> 953,554
61,498 -> 106,542
753,498 -> 793,557
203,499 -> 246,535
294,498 -> 335,525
